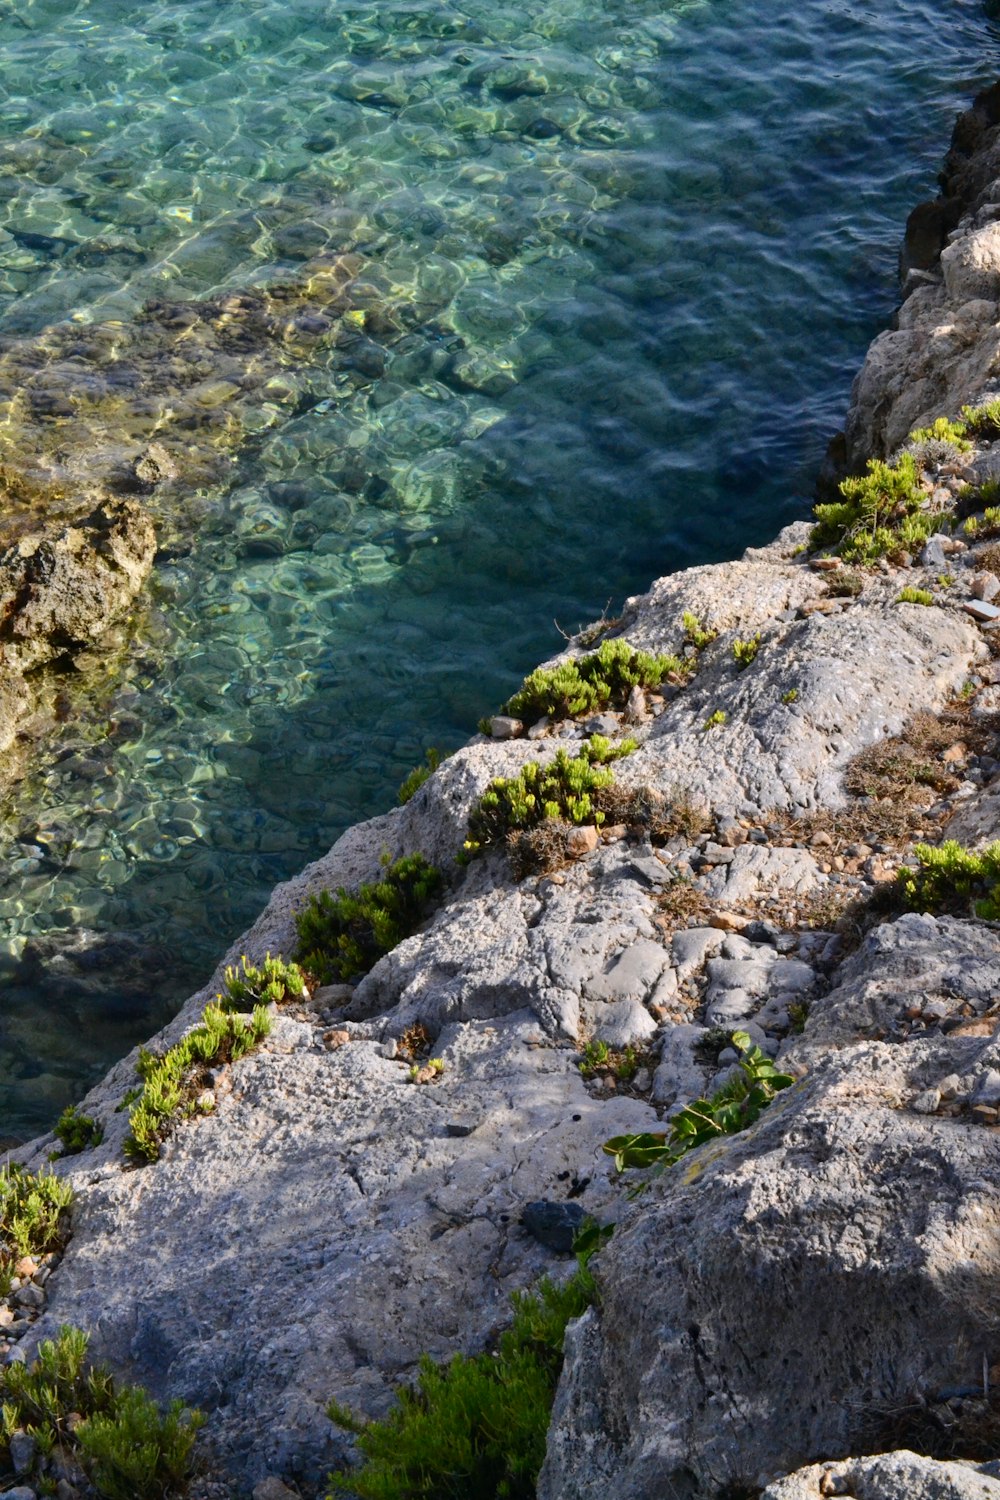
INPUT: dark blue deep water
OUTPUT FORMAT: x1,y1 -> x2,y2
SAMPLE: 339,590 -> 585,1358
1,0 -> 999,1135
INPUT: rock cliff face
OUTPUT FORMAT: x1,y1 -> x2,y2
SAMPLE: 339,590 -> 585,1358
12,79 -> 1000,1500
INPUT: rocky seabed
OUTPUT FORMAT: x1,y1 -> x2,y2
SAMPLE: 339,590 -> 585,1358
11,73 -> 1000,1500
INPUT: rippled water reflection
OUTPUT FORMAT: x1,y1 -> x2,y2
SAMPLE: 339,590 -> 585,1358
0,0 -> 997,1135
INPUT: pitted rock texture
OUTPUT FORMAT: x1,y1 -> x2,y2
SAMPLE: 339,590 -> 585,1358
24,1013 -> 653,1492
539,1016 -> 1000,1500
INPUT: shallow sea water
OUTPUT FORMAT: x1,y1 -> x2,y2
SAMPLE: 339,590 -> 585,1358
0,0 -> 998,1135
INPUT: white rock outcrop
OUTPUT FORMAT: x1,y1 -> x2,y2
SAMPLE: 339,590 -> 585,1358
13,72 -> 1000,1500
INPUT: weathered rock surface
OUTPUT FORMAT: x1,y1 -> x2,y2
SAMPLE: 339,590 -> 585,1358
14,69 -> 1000,1500
23,1013 -> 653,1491
539,1020 -> 1000,1499
845,81 -> 1000,462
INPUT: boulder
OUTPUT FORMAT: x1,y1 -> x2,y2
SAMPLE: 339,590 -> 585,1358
540,1027 -> 1000,1499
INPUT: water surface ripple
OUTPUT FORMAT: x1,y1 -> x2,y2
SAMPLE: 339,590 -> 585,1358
0,0 -> 997,1135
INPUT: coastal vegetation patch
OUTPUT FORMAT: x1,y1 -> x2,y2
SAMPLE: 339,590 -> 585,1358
464,736 -> 635,863
731,635 -> 761,670
489,638 -> 685,728
0,1164 -> 72,1293
124,1003 -> 272,1164
960,398 -> 1000,440
327,1239 -> 601,1500
907,415 -> 971,450
293,853 -> 444,985
682,612 -> 719,651
220,952 -> 308,1010
603,1031 -> 794,1186
896,586 -> 935,606
810,453 -> 939,563
50,1105 -> 104,1159
398,748 -> 443,805
898,839 -> 1000,920
0,1324 -> 202,1500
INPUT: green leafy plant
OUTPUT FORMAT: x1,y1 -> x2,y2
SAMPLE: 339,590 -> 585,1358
787,1001 -> 809,1035
578,1041 -> 642,1082
908,415 -> 970,450
0,1165 -> 72,1291
896,587 -> 934,606
810,453 -> 938,563
220,952 -> 306,1010
703,709 -> 726,731
897,839 -> 1000,919
578,1039 -> 610,1077
499,638 -> 685,725
781,688 -> 799,705
603,1031 -> 794,1184
465,737 -> 635,856
50,1105 -> 103,1159
961,398 -> 1000,439
124,1002 -> 272,1164
682,611 -> 718,650
327,1236 -> 604,1500
294,853 -> 444,985
398,749 -> 442,805
732,635 -> 761,670
0,1325 -> 202,1500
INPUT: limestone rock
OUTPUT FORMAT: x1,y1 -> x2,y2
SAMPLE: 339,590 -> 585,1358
540,1029 -> 1000,1499
763,1453 -> 1000,1500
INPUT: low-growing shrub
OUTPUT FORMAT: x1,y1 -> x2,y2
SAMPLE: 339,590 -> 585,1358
124,1003 -> 271,1164
897,839 -> 1000,919
578,1041 -> 641,1081
896,587 -> 934,606
603,1031 -> 793,1186
327,1240 -> 602,1500
294,853 -> 444,985
465,737 -> 635,857
0,1325 -> 202,1500
732,635 -> 761,670
220,952 -> 307,1010
0,1164 -> 72,1291
50,1104 -> 103,1159
961,398 -> 1000,439
810,453 -> 938,563
682,611 -> 718,650
907,415 -> 970,449
499,638 -> 685,724
398,748 -> 442,804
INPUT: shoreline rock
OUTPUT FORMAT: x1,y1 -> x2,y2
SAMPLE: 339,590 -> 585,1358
0,496 -> 155,765
10,75 -> 1000,1500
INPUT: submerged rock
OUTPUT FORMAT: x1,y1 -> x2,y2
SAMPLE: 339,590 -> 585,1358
0,497 -> 155,755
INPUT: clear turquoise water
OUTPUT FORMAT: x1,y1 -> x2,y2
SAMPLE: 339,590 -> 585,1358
0,0 -> 998,1136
